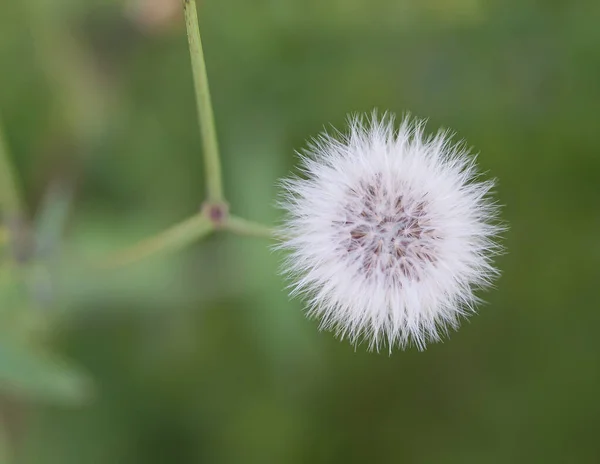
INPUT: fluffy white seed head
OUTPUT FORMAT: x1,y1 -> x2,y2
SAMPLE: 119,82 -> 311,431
278,113 -> 502,351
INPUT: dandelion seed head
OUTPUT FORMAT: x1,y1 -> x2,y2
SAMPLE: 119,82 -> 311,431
278,113 -> 502,351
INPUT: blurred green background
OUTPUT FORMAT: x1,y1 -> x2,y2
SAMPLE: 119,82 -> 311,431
1,0 -> 599,462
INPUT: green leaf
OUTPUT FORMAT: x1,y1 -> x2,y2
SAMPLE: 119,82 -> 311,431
0,337 -> 92,406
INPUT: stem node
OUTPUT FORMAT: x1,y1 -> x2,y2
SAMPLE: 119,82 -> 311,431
201,201 -> 229,229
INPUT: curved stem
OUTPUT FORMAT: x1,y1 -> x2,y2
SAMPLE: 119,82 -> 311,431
0,116 -> 23,218
183,0 -> 224,202
99,214 -> 214,268
225,215 -> 275,239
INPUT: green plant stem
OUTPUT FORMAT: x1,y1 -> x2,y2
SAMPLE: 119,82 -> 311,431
99,214 -> 214,268
0,117 -> 23,218
225,216 -> 275,239
183,0 -> 224,202
34,183 -> 73,258
94,2 -> 277,269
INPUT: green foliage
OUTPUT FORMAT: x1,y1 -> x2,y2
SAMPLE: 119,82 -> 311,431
0,336 -> 90,406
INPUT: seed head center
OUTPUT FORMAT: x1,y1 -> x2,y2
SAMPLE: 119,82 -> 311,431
340,179 -> 439,279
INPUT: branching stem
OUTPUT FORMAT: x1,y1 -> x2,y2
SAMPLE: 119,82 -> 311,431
95,1 -> 276,268
225,216 -> 275,239
99,214 -> 214,268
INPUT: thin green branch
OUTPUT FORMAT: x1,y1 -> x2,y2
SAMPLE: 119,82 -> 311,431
0,116 -> 24,217
99,214 -> 214,268
183,0 -> 224,202
34,182 -> 73,258
225,215 -> 275,239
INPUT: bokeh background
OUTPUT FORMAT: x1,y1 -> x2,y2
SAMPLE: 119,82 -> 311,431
1,0 -> 599,462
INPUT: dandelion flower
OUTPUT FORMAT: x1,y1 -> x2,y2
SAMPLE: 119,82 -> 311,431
278,113 -> 502,351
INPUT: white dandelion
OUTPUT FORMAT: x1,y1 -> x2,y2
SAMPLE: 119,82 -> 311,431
278,113 -> 502,351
